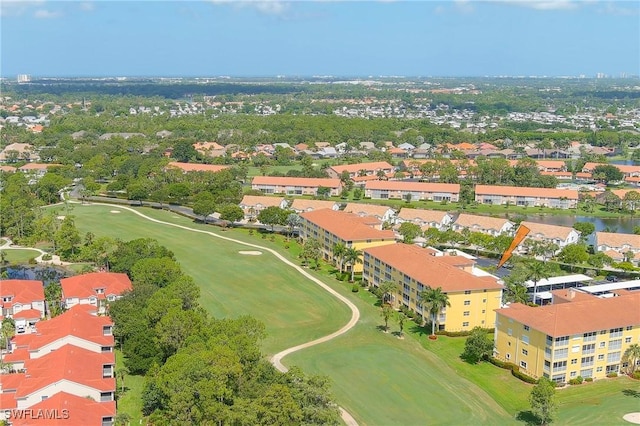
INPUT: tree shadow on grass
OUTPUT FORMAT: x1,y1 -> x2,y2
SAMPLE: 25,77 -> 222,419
515,410 -> 539,425
623,388 -> 640,398
409,323 -> 427,337
375,325 -> 390,333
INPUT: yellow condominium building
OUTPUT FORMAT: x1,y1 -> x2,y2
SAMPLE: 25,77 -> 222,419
298,209 -> 396,273
362,244 -> 503,332
495,289 -> 640,384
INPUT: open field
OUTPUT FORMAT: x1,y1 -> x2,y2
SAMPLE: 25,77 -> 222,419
0,248 -> 41,264
55,203 -> 640,425
47,203 -> 350,356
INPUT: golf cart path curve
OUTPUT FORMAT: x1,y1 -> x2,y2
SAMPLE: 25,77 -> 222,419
81,202 -> 360,426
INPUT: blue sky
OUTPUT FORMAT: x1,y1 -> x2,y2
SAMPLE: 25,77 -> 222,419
1,0 -> 639,78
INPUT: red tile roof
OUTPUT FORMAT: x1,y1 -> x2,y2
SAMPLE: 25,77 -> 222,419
14,305 -> 113,351
397,208 -> 450,223
12,309 -> 43,320
166,162 -> 230,173
10,392 -> 115,426
251,176 -> 342,188
290,199 -> 338,211
496,291 -> 640,336
0,280 -> 44,307
17,345 -> 115,398
239,195 -> 285,208
329,161 -> 393,174
300,209 -> 395,241
60,272 -> 131,300
364,244 -> 502,292
475,185 -> 579,200
18,163 -> 61,171
343,203 -> 394,217
365,181 -> 460,193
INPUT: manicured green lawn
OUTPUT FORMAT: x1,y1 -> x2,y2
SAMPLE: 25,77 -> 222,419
555,377 -> 640,425
247,165 -> 304,177
54,203 -> 639,426
47,203 -> 350,356
116,350 -> 144,424
0,248 -> 41,264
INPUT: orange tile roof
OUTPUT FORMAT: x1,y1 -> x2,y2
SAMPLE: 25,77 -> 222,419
364,244 -> 502,292
18,163 -> 61,171
239,195 -> 285,208
18,345 -> 115,397
496,291 -> 640,336
583,162 -> 640,174
365,181 -> 460,193
329,161 -> 393,174
596,232 -> 640,250
520,221 -> 577,241
10,392 -> 116,426
290,199 -> 338,211
475,185 -> 579,200
166,162 -> 230,173
0,280 -> 44,306
12,309 -> 43,320
0,165 -> 17,173
343,203 -> 394,217
252,176 -> 342,188
18,305 -> 114,350
453,213 -> 513,231
300,209 -> 395,241
397,208 -> 450,223
60,272 -> 132,300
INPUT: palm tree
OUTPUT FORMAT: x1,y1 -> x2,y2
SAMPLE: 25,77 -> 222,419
622,344 -> 640,374
1,318 -> 15,363
343,247 -> 363,282
377,281 -> 399,306
524,260 -> 551,305
418,286 -> 451,336
332,243 -> 347,273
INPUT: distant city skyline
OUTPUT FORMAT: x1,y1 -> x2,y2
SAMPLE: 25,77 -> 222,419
1,1 -> 639,78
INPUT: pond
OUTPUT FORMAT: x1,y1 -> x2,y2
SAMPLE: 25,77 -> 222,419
1,265 -> 73,285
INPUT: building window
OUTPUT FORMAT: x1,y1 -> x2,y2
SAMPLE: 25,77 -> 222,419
555,336 -> 569,346
580,368 -> 593,378
582,343 -> 595,354
482,299 -> 486,303
596,366 -> 603,373
581,356 -> 594,367
570,371 -> 577,378
598,354 -> 605,361
482,310 -> 486,314
464,300 -> 471,305
520,361 -> 528,369
609,339 -> 622,350
507,328 -> 512,336
607,352 -> 621,364
506,353 -> 511,360
463,311 -> 470,316
626,326 -> 633,331
554,347 -> 568,359
523,325 -> 530,331
522,348 -> 528,356
626,337 -> 632,343
464,290 -> 471,295
522,335 -> 529,345
571,359 -> 577,365
610,328 -> 623,338
462,322 -> 469,327
583,331 -> 597,342
552,361 -> 567,373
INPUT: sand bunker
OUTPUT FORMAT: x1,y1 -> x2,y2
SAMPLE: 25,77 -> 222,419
239,251 -> 262,256
624,413 -> 640,424
110,210 -> 121,214
56,216 -> 66,220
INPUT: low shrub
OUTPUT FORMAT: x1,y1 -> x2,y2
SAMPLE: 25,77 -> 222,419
511,368 -> 538,384
584,377 -> 594,382
568,378 -> 582,385
41,253 -> 52,261
28,257 -> 37,265
606,372 -> 618,378
436,328 -> 493,337
631,371 -> 640,380
351,284 -> 359,293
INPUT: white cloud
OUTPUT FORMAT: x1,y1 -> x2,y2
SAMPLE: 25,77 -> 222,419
79,2 -> 95,12
0,0 -> 45,17
210,0 -> 290,16
34,8 -> 61,18
598,1 -> 639,16
495,0 -> 579,10
454,0 -> 475,13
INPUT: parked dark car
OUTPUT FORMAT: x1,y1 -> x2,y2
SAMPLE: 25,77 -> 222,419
606,275 -> 619,282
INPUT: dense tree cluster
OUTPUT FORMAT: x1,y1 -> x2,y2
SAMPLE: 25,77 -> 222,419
106,238 -> 340,424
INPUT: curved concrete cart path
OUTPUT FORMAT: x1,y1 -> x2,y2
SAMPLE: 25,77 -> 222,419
77,202 -> 360,426
0,238 -> 70,266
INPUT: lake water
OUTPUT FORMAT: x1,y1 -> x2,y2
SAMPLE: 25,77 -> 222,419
1,265 -> 71,285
